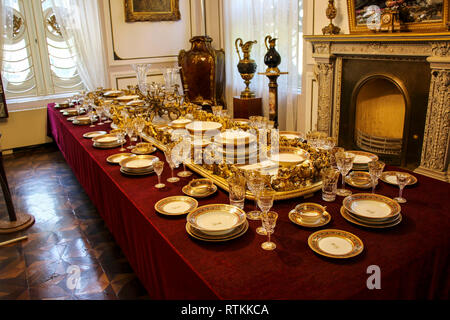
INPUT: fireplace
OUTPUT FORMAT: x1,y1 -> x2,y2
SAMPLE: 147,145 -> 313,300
304,34 -> 450,182
339,58 -> 430,167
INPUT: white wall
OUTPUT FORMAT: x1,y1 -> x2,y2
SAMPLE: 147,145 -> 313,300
101,0 -> 224,90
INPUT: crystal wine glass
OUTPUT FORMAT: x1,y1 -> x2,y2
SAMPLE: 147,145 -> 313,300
117,130 -> 126,152
394,172 -> 409,203
88,111 -> 97,128
176,139 -> 192,178
245,172 -> 265,220
368,160 -> 386,194
95,105 -> 104,125
164,149 -> 180,183
261,211 -> 278,251
134,117 -> 146,143
256,188 -> 275,236
126,123 -> 136,150
153,160 -> 165,189
335,151 -> 355,197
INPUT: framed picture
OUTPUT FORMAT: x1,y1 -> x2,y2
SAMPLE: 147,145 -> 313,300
347,0 -> 449,33
124,0 -> 181,22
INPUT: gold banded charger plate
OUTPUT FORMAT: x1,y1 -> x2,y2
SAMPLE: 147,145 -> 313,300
308,229 -> 364,259
187,204 -> 247,236
280,131 -> 304,140
83,131 -> 107,139
343,193 -> 401,222
345,171 -> 372,189
288,209 -> 331,228
182,179 -> 217,198
155,196 -> 198,216
380,171 -> 417,186
340,206 -> 402,228
107,153 -> 135,165
186,219 -> 249,242
119,155 -> 159,175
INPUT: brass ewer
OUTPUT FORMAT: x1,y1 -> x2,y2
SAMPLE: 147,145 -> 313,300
235,38 -> 257,99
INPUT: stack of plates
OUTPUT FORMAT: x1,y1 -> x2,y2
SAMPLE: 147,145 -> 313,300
119,155 -> 159,176
103,90 -> 123,98
341,193 -> 402,228
169,118 -> 192,129
186,204 -> 248,242
213,130 -> 258,164
347,150 -> 378,171
92,134 -> 123,149
72,115 -> 94,125
62,108 -> 84,116
269,147 -> 309,168
115,95 -> 140,103
345,171 -> 372,189
186,121 -> 222,137
83,131 -> 107,139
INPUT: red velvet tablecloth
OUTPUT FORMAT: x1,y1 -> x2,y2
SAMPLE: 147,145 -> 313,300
47,104 -> 450,300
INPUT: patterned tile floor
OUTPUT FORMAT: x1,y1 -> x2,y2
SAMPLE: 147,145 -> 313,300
0,144 -> 149,300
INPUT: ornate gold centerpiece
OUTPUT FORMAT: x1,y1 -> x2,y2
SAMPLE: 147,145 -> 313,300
91,87 -> 332,200
235,38 -> 258,98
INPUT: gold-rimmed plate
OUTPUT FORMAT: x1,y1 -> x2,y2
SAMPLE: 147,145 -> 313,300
187,204 -> 247,236
347,150 -> 378,165
120,155 -> 158,171
288,210 -> 331,228
92,134 -> 120,145
103,90 -> 123,97
345,171 -> 372,189
119,167 -> 154,176
269,147 -> 310,167
343,193 -> 401,221
280,131 -> 304,140
186,220 -> 249,242
380,171 -> 417,186
115,95 -> 140,102
131,146 -> 157,155
308,229 -> 364,259
55,102 -> 70,109
93,140 -> 124,149
340,206 -> 402,229
107,153 -> 135,165
83,131 -> 107,139
155,196 -> 198,216
182,184 -> 217,198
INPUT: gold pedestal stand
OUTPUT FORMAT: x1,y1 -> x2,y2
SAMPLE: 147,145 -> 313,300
258,71 -> 288,128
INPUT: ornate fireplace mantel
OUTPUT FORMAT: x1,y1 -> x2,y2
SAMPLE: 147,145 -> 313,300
304,33 -> 450,182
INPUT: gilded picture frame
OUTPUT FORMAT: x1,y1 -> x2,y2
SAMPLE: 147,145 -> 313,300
0,76 -> 8,119
124,0 -> 181,22
347,0 -> 449,33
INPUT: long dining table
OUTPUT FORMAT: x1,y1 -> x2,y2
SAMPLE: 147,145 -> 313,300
47,103 -> 449,300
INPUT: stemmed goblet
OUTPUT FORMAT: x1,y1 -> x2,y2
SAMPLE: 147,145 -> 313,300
153,160 -> 165,189
164,149 -> 180,183
261,211 -> 278,251
116,130 -> 126,152
245,171 -> 264,220
394,172 -> 409,203
95,105 -> 104,125
368,160 -> 386,194
134,117 -> 146,143
88,111 -> 97,128
177,139 -> 193,178
256,188 -> 275,236
126,122 -> 136,150
335,151 -> 355,197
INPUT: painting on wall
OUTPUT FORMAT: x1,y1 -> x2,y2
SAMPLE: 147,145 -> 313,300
347,0 -> 449,33
124,0 -> 181,22
0,76 -> 8,119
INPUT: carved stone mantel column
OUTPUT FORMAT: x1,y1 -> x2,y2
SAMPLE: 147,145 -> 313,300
312,42 -> 335,135
415,43 -> 450,182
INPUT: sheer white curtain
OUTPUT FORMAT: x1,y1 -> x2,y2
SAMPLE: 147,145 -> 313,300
1,0 -> 14,88
223,0 -> 302,130
50,0 -> 108,91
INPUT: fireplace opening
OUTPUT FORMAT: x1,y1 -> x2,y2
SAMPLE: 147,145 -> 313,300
354,76 -> 407,159
339,58 -> 430,169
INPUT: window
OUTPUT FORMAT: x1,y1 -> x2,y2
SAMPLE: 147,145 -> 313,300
298,0 -> 303,92
2,0 -> 83,99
